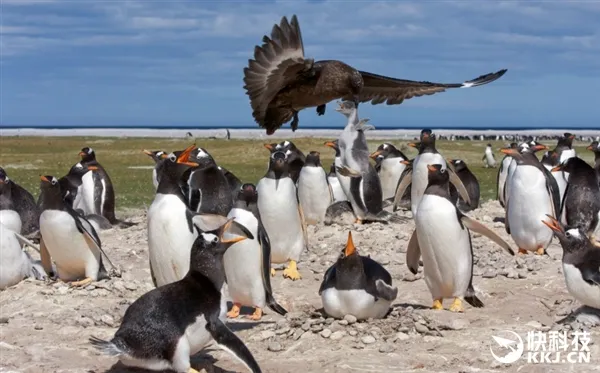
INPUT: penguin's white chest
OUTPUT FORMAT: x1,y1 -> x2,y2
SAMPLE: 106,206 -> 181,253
79,171 -> 96,215
485,149 -> 495,166
0,210 -> 22,234
147,194 -> 197,286
328,175 -> 347,203
563,263 -> 600,309
257,177 -> 304,263
321,288 -> 391,320
551,170 -> 568,208
297,167 -> 330,224
0,223 -> 32,290
507,165 -> 554,251
335,157 -> 352,200
411,153 -> 445,217
415,195 -> 472,299
379,158 -> 405,200
223,208 -> 266,308
39,210 -> 101,281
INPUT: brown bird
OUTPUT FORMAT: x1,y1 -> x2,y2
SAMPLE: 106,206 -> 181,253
243,15 -> 507,135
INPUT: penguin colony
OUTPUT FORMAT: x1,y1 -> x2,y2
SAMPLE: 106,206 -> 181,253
1,14 -> 600,373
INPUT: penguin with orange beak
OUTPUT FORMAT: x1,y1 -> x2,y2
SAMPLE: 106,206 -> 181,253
263,141 -> 305,184
319,232 -> 397,320
369,143 -> 409,201
542,215 -> 600,310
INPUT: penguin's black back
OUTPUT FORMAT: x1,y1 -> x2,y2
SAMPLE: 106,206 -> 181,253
562,158 -> 600,235
454,164 -> 480,211
81,160 -> 117,224
0,179 -> 39,235
319,254 -> 393,298
184,166 -> 232,216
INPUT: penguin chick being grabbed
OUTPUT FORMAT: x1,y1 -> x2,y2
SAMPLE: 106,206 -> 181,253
90,218 -> 262,373
319,232 -> 397,320
225,183 -> 288,320
411,164 -> 514,312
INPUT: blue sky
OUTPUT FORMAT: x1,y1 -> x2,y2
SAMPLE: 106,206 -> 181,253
2,0 -> 599,129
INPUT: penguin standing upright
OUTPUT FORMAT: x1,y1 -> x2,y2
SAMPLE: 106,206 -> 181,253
554,132 -> 577,164
264,141 -> 306,184
78,147 -> 119,225
502,145 -> 560,255
552,157 -> 600,241
319,232 -> 398,320
0,167 -> 39,235
587,141 -> 600,184
327,164 -> 348,203
324,140 -> 349,203
482,144 -> 497,168
297,151 -> 332,225
218,165 -> 243,204
497,142 -> 517,208
503,140 -> 547,209
224,184 -> 288,320
257,151 -> 307,280
411,164 -> 514,312
38,175 -> 110,286
90,218 -> 262,373
449,159 -> 480,211
335,101 -> 392,223
542,216 -> 600,310
369,143 -> 409,201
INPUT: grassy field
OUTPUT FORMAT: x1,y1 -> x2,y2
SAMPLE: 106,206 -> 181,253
0,136 -> 595,210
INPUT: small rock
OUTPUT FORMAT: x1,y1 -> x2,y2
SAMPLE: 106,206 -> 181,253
414,323 -> 429,334
253,330 -> 275,341
330,331 -> 347,340
0,317 -> 9,324
449,319 -> 470,330
378,344 -> 395,353
34,325 -> 43,330
482,269 -> 497,279
344,315 -> 357,325
77,317 -> 94,328
123,282 -> 138,291
526,321 -> 542,329
275,327 -> 290,335
301,323 -> 311,332
100,315 -> 115,327
338,319 -> 348,326
395,332 -> 410,341
348,330 -> 358,336
361,335 -> 376,344
267,342 -> 283,352
320,329 -> 332,339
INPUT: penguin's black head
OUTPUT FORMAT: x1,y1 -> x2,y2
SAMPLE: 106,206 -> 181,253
67,162 -> 97,178
190,217 -> 249,260
369,143 -> 396,160
561,133 -> 575,148
263,143 -> 278,154
509,142 -> 518,149
277,141 -> 305,163
426,164 -> 449,185
542,215 -> 590,254
40,175 -> 61,194
486,143 -> 492,147
420,129 -> 432,139
305,151 -> 322,167
324,140 -> 340,156
236,183 -> 257,206
79,147 -> 96,162
142,149 -> 166,163
190,147 -> 216,167
0,167 -> 9,185
551,157 -> 587,174
339,231 -> 358,258
587,141 -> 599,153
449,159 -> 467,172
270,151 -> 288,173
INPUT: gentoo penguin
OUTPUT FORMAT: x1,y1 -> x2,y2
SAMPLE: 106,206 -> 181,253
496,143 -> 517,208
297,151 -> 332,224
78,147 -> 119,225
224,184 -> 288,320
264,141 -> 306,184
256,151 -> 307,280
90,218 -> 262,373
587,141 -> 600,183
502,146 -> 560,255
219,165 -> 243,204
503,139 -> 547,209
554,132 -> 577,164
552,157 -> 600,240
182,147 -> 232,216
335,101 -> 392,223
411,164 -> 514,312
449,159 -> 480,211
392,130 -> 471,216
482,144 -> 497,168
0,210 -> 47,290
142,149 -> 167,190
542,150 -> 569,204
327,164 -> 348,203
369,143 -> 409,201
542,216 -> 600,309
324,139 -> 350,203
38,175 -> 110,286
319,232 -> 398,319
392,159 -> 413,211
0,167 -> 39,235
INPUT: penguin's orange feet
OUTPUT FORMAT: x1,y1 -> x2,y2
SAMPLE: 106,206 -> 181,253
518,248 -> 528,255
270,268 -> 276,277
188,368 -> 201,373
535,246 -> 545,255
70,277 -> 93,287
227,303 -> 241,319
283,260 -> 302,280
432,299 -> 443,310
249,307 -> 263,321
355,218 -> 363,225
449,298 -> 464,313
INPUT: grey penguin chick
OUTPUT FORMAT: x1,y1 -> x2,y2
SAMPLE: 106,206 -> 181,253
319,231 -> 397,320
297,151 -> 332,225
324,201 -> 356,226
90,218 -> 262,373
542,216 -> 600,310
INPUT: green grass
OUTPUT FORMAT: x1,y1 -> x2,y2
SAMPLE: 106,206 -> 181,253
0,137 -> 595,210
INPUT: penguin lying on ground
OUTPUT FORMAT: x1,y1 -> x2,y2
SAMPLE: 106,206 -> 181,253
542,216 -> 600,311
0,210 -> 47,290
319,232 -> 397,320
38,175 -> 114,286
257,151 -> 307,280
90,218 -> 262,373
369,143 -> 409,201
0,167 -> 39,236
448,159 -> 480,211
264,141 -> 306,184
410,164 -> 514,312
552,157 -> 600,242
225,184 -> 288,320
297,151 -> 332,225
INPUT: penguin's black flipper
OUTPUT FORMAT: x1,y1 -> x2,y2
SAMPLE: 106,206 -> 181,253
206,317 -> 262,373
580,265 -> 600,286
375,279 -> 398,302
318,266 -> 336,295
406,229 -> 421,275
393,169 -> 412,212
258,225 -> 287,316
465,283 -> 484,308
459,214 -> 515,256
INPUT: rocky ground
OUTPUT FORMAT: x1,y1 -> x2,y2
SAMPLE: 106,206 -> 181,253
1,201 -> 600,373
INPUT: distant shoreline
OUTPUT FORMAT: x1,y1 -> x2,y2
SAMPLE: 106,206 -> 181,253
1,127 -> 599,140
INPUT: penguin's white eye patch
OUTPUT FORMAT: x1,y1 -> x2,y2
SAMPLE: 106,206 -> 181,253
285,150 -> 292,156
566,229 -> 580,239
283,140 -> 290,147
51,177 -> 58,185
168,154 -> 176,162
75,163 -> 83,169
202,233 -> 218,243
197,149 -> 209,158
88,148 -> 93,154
